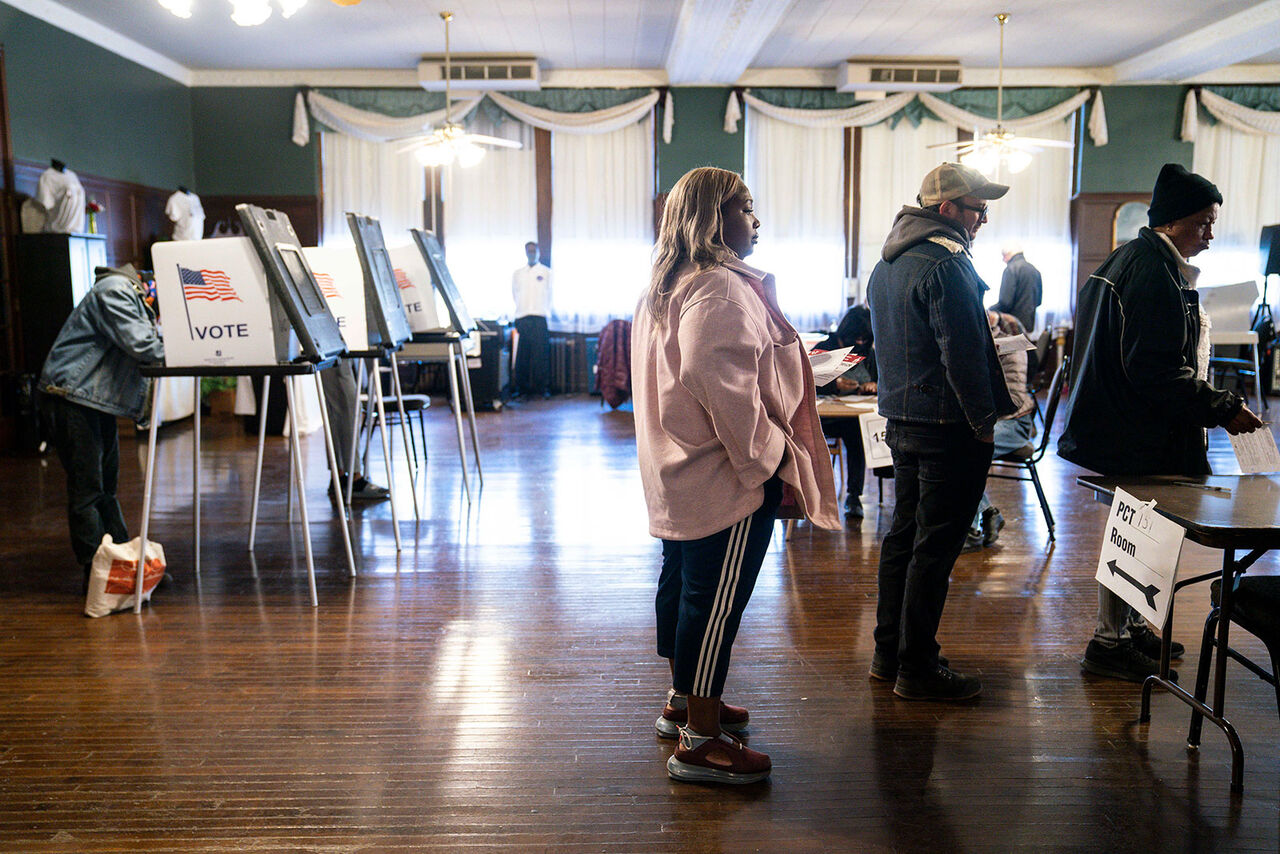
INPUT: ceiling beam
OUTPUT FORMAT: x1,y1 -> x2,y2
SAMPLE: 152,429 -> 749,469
665,0 -> 796,85
1114,0 -> 1280,82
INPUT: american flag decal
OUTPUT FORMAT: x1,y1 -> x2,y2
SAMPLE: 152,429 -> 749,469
179,266 -> 241,302
314,271 -> 341,299
394,268 -> 413,290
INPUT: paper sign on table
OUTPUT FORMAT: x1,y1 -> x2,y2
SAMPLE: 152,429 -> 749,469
859,412 -> 893,468
809,346 -> 866,386
1095,487 -> 1186,627
1229,425 -> 1280,474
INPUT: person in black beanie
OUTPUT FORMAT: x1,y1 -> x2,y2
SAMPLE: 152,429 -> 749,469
1059,162 -> 1263,683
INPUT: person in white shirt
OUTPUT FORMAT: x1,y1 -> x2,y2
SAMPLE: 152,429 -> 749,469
34,159 -> 86,235
165,186 -> 205,241
511,241 -> 553,398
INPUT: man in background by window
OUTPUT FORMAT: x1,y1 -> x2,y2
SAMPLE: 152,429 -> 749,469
512,241 -> 553,399
993,243 -> 1042,333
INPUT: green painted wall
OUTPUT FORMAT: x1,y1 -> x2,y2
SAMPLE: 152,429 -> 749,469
1078,86 -> 1192,194
0,7 -> 193,188
191,87 -> 318,196
658,87 -> 744,192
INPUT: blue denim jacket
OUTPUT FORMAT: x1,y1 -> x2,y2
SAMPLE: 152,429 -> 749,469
40,266 -> 164,421
867,207 -> 1014,436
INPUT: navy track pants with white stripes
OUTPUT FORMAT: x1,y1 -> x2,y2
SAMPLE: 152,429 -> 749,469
656,477 -> 783,698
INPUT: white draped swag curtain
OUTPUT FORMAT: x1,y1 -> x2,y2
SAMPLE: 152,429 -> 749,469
297,88 -> 661,329
1183,87 -> 1280,290
732,87 -> 1104,331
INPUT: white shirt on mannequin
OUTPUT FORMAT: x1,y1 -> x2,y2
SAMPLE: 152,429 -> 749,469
35,167 -> 85,234
165,190 -> 206,241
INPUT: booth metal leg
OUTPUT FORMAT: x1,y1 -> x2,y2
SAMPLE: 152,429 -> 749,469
456,347 -> 483,487
248,376 -> 270,552
369,358 -> 403,552
283,378 -> 319,607
387,352 -> 421,520
134,377 -> 165,615
446,342 -> 473,505
314,372 -> 357,577
348,360 -> 369,505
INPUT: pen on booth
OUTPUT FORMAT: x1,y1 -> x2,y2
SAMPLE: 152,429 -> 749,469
1171,481 -> 1233,494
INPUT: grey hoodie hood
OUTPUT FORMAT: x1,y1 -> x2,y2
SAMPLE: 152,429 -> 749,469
881,206 -> 971,263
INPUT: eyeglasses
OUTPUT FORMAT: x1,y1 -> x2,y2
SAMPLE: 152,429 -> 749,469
954,201 -> 989,221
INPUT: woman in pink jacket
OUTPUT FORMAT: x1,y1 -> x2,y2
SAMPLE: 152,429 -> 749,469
633,167 -> 839,785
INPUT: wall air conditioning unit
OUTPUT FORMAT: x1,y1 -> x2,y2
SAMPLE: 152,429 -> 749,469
418,56 -> 541,91
837,60 -> 963,93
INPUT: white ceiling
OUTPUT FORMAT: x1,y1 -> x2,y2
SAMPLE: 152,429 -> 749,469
9,0 -> 1280,86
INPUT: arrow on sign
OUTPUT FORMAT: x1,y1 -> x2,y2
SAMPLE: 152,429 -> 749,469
1107,559 -> 1160,610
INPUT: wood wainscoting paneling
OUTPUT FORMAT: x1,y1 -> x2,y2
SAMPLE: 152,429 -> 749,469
1069,191 -> 1151,311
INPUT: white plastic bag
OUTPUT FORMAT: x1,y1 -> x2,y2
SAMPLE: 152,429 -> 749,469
84,535 -> 166,618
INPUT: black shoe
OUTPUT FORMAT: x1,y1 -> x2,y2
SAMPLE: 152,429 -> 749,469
844,495 -> 864,518
1129,624 -> 1185,660
1082,639 -> 1178,683
893,664 -> 981,701
870,652 -> 948,682
349,477 -> 390,502
981,506 -> 1005,546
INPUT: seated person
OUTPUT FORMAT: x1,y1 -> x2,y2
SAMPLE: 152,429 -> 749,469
965,311 -> 1036,550
812,305 -> 876,518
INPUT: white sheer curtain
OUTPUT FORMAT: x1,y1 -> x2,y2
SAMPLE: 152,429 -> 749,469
319,132 -> 425,246
744,109 -> 845,331
968,117 -> 1076,327
551,117 -> 655,331
858,118 -> 954,294
442,119 -> 537,319
1192,120 -> 1280,288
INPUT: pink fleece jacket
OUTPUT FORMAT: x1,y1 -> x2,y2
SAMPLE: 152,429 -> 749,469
633,257 -> 840,540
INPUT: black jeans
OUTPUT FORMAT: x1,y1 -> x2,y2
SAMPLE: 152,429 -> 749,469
41,394 -> 129,568
874,420 -> 992,675
513,315 -> 550,395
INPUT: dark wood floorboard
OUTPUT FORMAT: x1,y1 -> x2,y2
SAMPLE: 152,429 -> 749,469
1,395 -> 1278,852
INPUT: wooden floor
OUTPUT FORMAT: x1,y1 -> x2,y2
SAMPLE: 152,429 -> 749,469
1,394 -> 1278,852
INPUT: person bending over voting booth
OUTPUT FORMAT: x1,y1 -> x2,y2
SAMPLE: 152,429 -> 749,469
39,264 -> 164,587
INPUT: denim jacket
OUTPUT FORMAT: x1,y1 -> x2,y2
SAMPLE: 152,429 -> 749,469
867,207 -> 1014,436
40,265 -> 164,421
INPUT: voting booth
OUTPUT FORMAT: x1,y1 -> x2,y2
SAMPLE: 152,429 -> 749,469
135,205 -> 357,610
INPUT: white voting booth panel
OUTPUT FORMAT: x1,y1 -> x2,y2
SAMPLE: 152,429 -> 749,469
388,243 -> 443,333
153,237 -> 278,368
303,245 -> 369,351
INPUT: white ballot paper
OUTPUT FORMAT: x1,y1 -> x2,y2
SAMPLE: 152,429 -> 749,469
993,334 -> 1035,356
1229,425 -> 1280,474
809,346 -> 865,386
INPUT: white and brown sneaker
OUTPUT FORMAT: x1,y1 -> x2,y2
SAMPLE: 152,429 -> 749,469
666,729 -> 771,785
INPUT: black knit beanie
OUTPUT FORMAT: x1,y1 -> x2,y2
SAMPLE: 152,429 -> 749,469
1147,163 -> 1222,227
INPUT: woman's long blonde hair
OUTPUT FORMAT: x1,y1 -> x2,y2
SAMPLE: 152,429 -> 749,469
644,167 -> 745,325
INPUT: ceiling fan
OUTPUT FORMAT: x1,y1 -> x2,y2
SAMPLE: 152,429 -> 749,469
396,11 -> 523,168
929,12 -> 1073,176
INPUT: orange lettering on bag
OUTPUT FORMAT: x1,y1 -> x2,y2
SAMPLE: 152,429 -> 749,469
105,557 -> 166,595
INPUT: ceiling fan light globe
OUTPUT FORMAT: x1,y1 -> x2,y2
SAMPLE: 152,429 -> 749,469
279,0 -> 307,18
1006,148 -> 1033,174
159,0 -> 194,18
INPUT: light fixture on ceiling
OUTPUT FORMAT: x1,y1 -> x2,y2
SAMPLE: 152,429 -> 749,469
930,12 -> 1073,178
397,12 -> 523,169
160,0 -> 358,24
